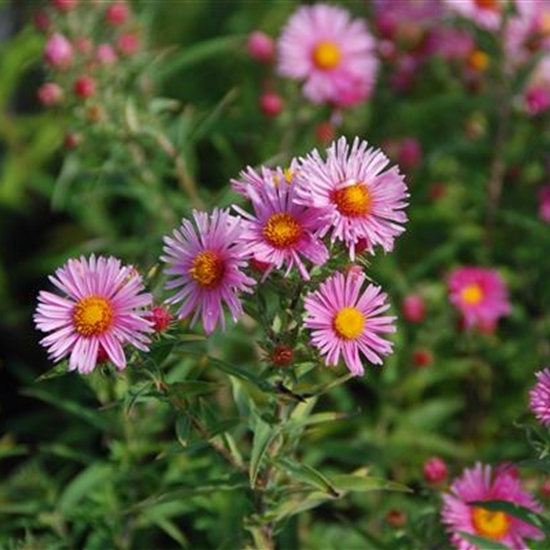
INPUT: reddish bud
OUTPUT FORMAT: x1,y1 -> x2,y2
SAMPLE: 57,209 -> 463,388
477,318 -> 497,334
402,294 -> 425,323
50,0 -> 78,11
271,344 -> 293,367
347,265 -> 364,279
315,121 -> 335,144
429,182 -> 445,201
44,33 -> 73,69
354,237 -> 370,255
398,137 -> 422,171
116,31 -> 140,56
97,345 -> 109,364
260,91 -> 283,117
38,82 -> 63,107
423,457 -> 448,484
63,132 -> 81,149
412,348 -> 433,368
73,75 -> 96,98
106,2 -> 130,26
540,479 -> 550,498
74,37 -> 93,56
146,306 -> 172,333
32,10 -> 51,33
250,257 -> 272,274
385,509 -> 407,527
247,31 -> 275,64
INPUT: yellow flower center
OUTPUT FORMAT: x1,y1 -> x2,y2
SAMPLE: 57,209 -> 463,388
468,50 -> 489,72
273,168 -> 294,187
312,41 -> 342,70
333,306 -> 365,340
461,283 -> 484,305
189,251 -> 225,288
332,183 -> 371,217
73,296 -> 113,337
474,0 -> 500,11
471,507 -> 510,540
263,213 -> 302,248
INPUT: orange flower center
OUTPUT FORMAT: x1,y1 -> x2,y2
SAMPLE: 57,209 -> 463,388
332,183 -> 371,217
461,283 -> 484,305
189,251 -> 225,288
468,50 -> 489,72
334,306 -> 365,340
312,41 -> 342,70
471,507 -> 510,540
262,213 -> 302,248
73,296 -> 113,337
474,0 -> 500,11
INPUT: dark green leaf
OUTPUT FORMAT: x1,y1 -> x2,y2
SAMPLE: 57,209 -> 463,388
271,457 -> 339,497
249,416 -> 278,488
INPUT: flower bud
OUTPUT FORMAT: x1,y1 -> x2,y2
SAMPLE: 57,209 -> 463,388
116,31 -> 140,56
271,344 -> 293,367
38,82 -> 64,107
32,10 -> 51,33
247,31 -> 275,64
385,509 -> 407,527
423,457 -> 448,484
147,306 -> 172,333
96,43 -> 118,65
398,138 -> 422,171
402,294 -> 425,323
44,33 -> 73,69
525,87 -> 550,115
64,132 -> 81,149
412,348 -> 433,367
73,75 -> 96,98
106,2 -> 130,27
259,91 -> 283,117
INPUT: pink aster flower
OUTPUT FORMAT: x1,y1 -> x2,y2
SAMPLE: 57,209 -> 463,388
231,160 -> 299,198
277,3 -> 378,107
441,463 -> 544,550
161,209 -> 255,334
530,367 -> 550,426
233,171 -> 328,280
34,255 -> 153,374
448,266 -> 510,329
444,0 -> 505,31
303,271 -> 396,376
296,136 -> 408,259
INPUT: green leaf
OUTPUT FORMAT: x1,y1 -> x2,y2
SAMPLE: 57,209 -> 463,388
518,457 -> 550,474
331,474 -> 412,494
205,355 -> 271,391
175,416 -> 191,447
153,36 -> 243,82
35,362 -> 68,382
168,380 -> 222,399
271,457 -> 339,497
249,416 -> 279,488
58,463 -> 112,515
268,491 -> 337,522
22,388 -> 109,432
470,500 -> 550,533
457,531 -> 511,550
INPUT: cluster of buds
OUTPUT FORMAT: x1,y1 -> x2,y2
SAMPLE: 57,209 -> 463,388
34,0 -> 143,148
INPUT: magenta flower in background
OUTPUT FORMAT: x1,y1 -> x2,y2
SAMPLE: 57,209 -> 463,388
538,185 -> 550,222
524,55 -> 550,115
162,209 -> 256,334
441,463 -> 543,550
303,271 -> 396,376
443,0 -> 504,31
296,136 -> 408,259
277,3 -> 378,107
529,368 -> 550,426
233,171 -> 328,280
44,33 -> 73,69
448,266 -> 510,329
423,457 -> 448,484
34,255 -> 153,374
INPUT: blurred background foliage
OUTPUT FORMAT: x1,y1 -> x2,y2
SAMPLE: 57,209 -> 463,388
1,0 -> 550,549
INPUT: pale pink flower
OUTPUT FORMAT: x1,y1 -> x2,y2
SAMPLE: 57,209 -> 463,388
303,271 -> 396,376
44,33 -> 73,69
448,266 -> 510,329
442,463 -> 543,550
296,136 -> 408,259
233,171 -> 328,280
34,255 -> 153,374
443,0 -> 505,31
277,3 -> 378,107
161,209 -> 256,334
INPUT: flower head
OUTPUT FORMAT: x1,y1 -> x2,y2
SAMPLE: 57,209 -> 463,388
444,0 -> 504,31
303,271 -> 396,376
277,3 -> 378,107
530,367 -> 550,426
34,255 -> 153,374
233,171 -> 328,280
296,136 -> 408,259
424,457 -> 448,484
44,33 -> 73,69
448,266 -> 510,329
162,209 -> 255,334
441,463 -> 543,550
